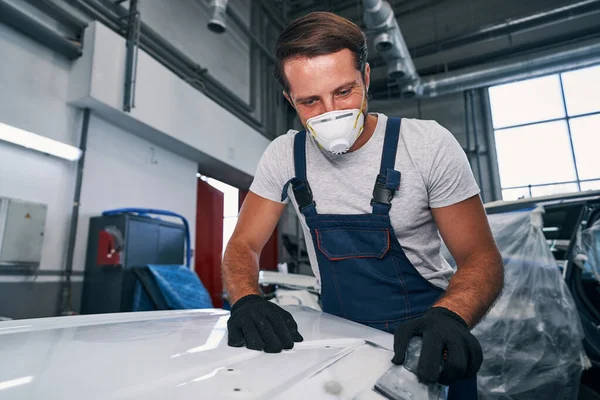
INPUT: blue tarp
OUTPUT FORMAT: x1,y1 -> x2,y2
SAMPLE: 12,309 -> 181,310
132,265 -> 213,311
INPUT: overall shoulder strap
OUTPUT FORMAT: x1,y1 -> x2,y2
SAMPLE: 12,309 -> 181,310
281,130 -> 317,217
372,117 -> 402,216
380,117 -> 401,174
294,130 -> 308,180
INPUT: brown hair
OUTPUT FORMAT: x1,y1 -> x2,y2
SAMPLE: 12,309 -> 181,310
274,12 -> 368,93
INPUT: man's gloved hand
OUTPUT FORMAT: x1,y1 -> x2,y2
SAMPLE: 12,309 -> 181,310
392,307 -> 483,385
227,294 -> 304,353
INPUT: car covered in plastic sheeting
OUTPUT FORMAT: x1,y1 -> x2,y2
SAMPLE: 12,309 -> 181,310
466,190 -> 600,399
443,209 -> 586,399
0,306 -> 449,400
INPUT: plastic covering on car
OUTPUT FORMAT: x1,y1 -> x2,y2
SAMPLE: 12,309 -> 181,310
442,209 -> 586,400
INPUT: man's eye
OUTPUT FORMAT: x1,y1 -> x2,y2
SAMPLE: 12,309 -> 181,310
338,89 -> 351,96
303,99 -> 316,106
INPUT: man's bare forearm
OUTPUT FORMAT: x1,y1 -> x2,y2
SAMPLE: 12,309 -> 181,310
222,240 -> 262,304
434,249 -> 504,328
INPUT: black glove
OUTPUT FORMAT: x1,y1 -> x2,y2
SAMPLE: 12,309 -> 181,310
392,307 -> 483,385
227,294 -> 304,353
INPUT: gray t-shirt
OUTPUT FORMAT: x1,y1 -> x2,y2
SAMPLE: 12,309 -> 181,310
250,113 -> 480,289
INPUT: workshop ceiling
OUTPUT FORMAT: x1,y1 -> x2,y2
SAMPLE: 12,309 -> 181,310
283,0 -> 600,98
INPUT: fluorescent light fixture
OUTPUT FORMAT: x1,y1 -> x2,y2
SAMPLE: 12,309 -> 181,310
0,122 -> 82,161
0,376 -> 33,391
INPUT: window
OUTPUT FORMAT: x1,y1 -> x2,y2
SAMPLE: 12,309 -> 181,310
494,121 -> 576,188
561,65 -> 600,116
489,65 -> 600,201
569,114 -> 600,181
488,75 -> 565,129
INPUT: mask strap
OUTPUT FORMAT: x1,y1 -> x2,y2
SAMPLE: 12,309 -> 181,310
353,91 -> 367,129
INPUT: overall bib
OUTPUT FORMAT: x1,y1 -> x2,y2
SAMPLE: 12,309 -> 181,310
282,117 -> 478,399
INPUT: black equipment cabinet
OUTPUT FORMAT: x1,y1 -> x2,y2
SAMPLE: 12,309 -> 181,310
81,213 -> 186,314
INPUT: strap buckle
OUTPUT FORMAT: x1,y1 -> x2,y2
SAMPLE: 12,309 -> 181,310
371,177 -> 395,206
292,180 -> 316,210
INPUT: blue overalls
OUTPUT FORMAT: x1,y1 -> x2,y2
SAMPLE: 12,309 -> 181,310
282,117 -> 478,399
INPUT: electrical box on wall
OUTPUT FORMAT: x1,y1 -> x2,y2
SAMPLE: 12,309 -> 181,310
0,197 -> 47,266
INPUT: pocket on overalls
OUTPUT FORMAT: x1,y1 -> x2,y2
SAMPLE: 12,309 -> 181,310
315,227 -> 410,323
316,227 -> 390,260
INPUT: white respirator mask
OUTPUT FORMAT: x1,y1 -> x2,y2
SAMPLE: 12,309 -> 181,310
305,91 -> 366,155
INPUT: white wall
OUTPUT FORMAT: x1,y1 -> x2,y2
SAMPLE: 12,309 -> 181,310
0,21 -> 79,274
138,0 -> 251,103
0,21 -> 79,146
69,22 -> 270,189
72,115 -> 198,273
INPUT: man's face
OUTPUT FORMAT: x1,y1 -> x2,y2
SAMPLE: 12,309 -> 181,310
283,49 -> 370,126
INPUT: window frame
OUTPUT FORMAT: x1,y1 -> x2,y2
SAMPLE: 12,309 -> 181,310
489,65 -> 600,200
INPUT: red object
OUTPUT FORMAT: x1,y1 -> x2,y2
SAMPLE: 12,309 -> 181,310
96,230 -> 121,265
195,179 -> 225,308
239,190 -> 279,271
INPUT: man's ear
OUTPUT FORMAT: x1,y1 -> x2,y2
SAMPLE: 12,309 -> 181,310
364,63 -> 371,92
283,91 -> 295,109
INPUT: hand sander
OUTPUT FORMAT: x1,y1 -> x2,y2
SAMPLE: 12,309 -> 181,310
374,337 -> 448,400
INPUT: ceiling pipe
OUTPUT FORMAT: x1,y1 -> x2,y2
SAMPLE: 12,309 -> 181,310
0,0 -> 82,59
421,40 -> 600,97
411,0 -> 600,59
21,0 -> 88,31
362,0 -> 421,97
207,0 -> 228,34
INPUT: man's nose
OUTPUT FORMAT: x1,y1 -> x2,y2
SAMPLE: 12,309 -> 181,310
322,98 -> 336,113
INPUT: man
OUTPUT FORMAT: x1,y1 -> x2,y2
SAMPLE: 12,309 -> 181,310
222,11 -> 503,399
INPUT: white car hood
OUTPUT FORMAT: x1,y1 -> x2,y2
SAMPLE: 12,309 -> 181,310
0,306 -> 398,399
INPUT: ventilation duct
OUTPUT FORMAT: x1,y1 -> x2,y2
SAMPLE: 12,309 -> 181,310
207,0 -> 228,33
421,39 -> 600,97
363,0 -> 421,97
